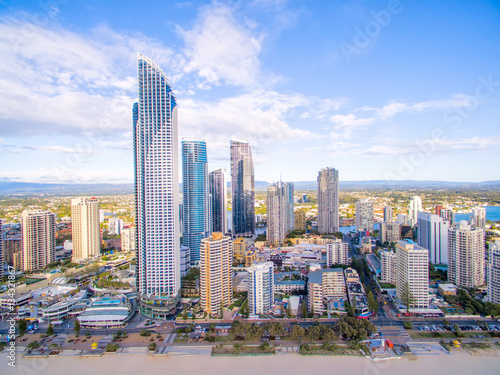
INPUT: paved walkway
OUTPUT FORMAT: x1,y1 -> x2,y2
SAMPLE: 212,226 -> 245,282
163,333 -> 177,344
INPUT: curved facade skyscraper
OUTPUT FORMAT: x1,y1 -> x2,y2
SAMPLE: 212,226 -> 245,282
182,138 -> 211,267
134,53 -> 180,318
230,140 -> 255,237
317,167 -> 339,234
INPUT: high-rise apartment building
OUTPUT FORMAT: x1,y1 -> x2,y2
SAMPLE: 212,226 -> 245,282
134,53 -> 180,318
121,226 -> 136,252
396,213 -> 408,225
355,199 -> 374,232
379,221 -> 400,244
71,197 -> 100,261
417,212 -> 449,264
383,206 -> 393,222
308,268 -> 346,313
326,239 -> 350,266
247,261 -> 274,315
408,196 -> 423,227
448,221 -> 485,289
209,168 -> 227,234
396,240 -> 429,309
381,250 -> 397,285
294,210 -> 306,231
21,210 -> 55,271
230,140 -> 255,237
488,241 -> 500,304
317,168 -> 339,234
470,207 -> 486,230
0,220 -> 2,278
200,233 -> 232,315
182,138 -> 211,267
266,181 -> 294,246
108,217 -> 124,235
233,237 -> 247,261
3,236 -> 21,267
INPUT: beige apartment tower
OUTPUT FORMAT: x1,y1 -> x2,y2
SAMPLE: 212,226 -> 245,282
21,210 -> 56,271
200,233 -> 233,315
71,197 -> 100,260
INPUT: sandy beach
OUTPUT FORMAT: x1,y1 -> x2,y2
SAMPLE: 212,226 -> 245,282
3,349 -> 500,375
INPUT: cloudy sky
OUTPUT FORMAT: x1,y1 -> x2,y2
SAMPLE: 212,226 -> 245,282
1,0 -> 499,184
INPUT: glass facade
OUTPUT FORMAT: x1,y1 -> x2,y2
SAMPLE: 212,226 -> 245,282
134,53 -> 180,305
209,168 -> 227,234
230,140 -> 255,237
182,139 -> 211,267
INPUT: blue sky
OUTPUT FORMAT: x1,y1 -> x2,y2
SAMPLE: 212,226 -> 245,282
0,0 -> 499,184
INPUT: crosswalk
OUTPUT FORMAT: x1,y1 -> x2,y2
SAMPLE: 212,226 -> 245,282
155,346 -> 171,355
163,333 -> 177,344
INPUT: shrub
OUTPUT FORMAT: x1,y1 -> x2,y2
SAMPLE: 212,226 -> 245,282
148,342 -> 157,351
27,341 -> 41,350
140,329 -> 151,337
105,343 -> 119,352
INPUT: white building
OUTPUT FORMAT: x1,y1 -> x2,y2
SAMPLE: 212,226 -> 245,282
379,221 -> 400,244
247,261 -> 275,315
417,212 -> 449,264
326,239 -> 350,266
396,213 -> 408,225
108,217 -> 124,235
396,240 -> 429,309
355,199 -> 374,232
488,241 -> 500,304
121,226 -> 136,252
21,210 -> 55,271
470,207 -> 486,230
381,250 -> 397,285
408,196 -> 423,227
448,221 -> 485,289
71,197 -> 100,261
134,53 -> 180,318
308,268 -> 346,314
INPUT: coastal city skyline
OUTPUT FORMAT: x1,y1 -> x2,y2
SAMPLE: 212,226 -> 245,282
1,1 -> 499,184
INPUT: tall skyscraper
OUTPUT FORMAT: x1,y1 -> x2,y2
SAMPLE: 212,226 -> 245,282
355,199 -> 374,232
383,206 -> 394,222
0,220 -> 3,279
134,53 -> 180,318
21,210 -> 55,271
209,168 -> 227,234
182,138 -> 211,267
488,241 -> 500,304
448,221 -> 485,289
247,261 -> 274,315
417,212 -> 450,264
200,233 -> 232,315
396,240 -> 429,309
317,168 -> 339,234
71,197 -> 100,261
408,196 -> 423,227
326,239 -> 350,266
230,140 -> 255,237
294,210 -> 306,231
381,250 -> 397,285
266,180 -> 294,246
470,207 -> 486,230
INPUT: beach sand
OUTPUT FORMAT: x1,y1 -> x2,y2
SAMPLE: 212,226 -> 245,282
3,348 -> 500,375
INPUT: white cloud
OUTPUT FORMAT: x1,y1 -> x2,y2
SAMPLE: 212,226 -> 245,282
177,3 -> 264,87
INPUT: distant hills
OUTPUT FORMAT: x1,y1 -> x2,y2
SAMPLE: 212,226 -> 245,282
0,179 -> 499,196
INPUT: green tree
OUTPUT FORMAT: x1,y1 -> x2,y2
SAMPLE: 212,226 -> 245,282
74,320 -> 81,336
401,281 -> 415,314
46,323 -> 54,336
367,290 -> 378,314
290,325 -> 305,343
18,319 -> 28,336
403,321 -> 413,330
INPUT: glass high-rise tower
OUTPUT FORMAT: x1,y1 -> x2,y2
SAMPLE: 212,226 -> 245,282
266,180 -> 294,246
134,53 -> 180,318
230,140 -> 255,237
182,138 -> 211,267
209,168 -> 227,234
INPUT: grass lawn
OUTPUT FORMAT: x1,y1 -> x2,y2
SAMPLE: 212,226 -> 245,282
212,344 -> 275,355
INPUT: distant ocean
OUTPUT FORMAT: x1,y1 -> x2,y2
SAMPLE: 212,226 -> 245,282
454,205 -> 500,223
